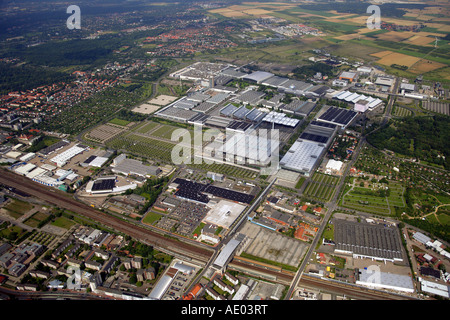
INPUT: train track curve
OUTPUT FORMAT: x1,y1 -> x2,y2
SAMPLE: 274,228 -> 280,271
0,169 -> 213,263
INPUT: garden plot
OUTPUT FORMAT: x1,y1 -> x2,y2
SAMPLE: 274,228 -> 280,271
341,180 -> 405,215
303,173 -> 339,202
86,123 -> 127,143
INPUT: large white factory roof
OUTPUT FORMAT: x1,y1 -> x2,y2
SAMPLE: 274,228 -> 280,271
15,163 -> 36,175
357,269 -> 415,293
50,144 -> 87,167
203,200 -> 246,229
280,140 -> 325,174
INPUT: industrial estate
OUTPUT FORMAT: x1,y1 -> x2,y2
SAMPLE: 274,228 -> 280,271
0,0 -> 449,305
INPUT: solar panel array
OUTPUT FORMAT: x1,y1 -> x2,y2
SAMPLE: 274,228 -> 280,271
173,178 -> 254,204
226,120 -> 253,132
245,108 -> 265,122
91,178 -> 115,191
232,106 -> 251,119
39,140 -> 70,156
318,106 -> 357,126
310,120 -> 337,129
299,132 -> 328,144
188,113 -> 210,125
83,155 -> 96,165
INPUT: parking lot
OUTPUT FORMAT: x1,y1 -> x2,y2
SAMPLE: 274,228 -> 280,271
155,199 -> 210,237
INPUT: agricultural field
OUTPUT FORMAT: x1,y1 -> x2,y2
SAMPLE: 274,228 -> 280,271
303,173 -> 340,202
340,179 -> 405,215
212,2 -> 448,81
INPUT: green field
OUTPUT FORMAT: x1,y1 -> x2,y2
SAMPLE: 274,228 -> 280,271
109,118 -> 131,126
341,181 -> 405,215
134,121 -> 160,134
51,216 -> 76,229
303,173 -> 340,202
106,133 -> 176,162
142,211 -> 162,225
0,225 -> 27,241
3,199 -> 34,219
24,211 -> 50,228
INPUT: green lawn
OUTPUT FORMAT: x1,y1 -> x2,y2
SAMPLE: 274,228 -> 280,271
24,212 -> 50,228
109,118 -> 131,126
303,173 -> 339,202
3,199 -> 33,219
341,181 -> 405,215
0,225 -> 26,241
142,211 -> 162,225
51,216 -> 76,229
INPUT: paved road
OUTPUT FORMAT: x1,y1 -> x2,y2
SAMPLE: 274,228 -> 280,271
381,76 -> 400,126
284,77 -> 411,299
284,136 -> 367,299
184,177 -> 277,295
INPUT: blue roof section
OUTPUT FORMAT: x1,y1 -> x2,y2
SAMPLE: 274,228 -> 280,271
245,108 -> 264,122
220,104 -> 238,116
232,106 -> 251,119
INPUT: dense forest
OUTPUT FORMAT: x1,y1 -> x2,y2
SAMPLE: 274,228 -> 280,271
367,116 -> 450,169
292,62 -> 334,80
0,63 -> 72,94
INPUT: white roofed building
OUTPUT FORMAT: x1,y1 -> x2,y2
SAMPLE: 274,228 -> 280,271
50,144 -> 87,167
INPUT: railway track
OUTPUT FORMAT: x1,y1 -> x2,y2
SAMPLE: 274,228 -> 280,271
0,169 -> 213,263
229,259 -> 417,300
